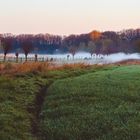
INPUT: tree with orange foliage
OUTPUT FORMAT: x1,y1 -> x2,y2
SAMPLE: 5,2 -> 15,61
90,30 -> 102,40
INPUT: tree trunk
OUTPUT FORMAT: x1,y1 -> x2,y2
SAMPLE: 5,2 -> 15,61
25,55 -> 28,62
16,56 -> 18,63
35,54 -> 38,62
4,54 -> 6,62
16,53 -> 19,63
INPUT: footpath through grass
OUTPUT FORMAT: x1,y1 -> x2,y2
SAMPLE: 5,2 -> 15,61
1,64 -> 140,140
0,63 -> 97,140
41,65 -> 140,140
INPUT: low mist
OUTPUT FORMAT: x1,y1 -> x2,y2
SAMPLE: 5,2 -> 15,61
1,52 -> 140,64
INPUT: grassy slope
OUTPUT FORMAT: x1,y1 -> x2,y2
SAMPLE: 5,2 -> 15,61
0,65 -> 97,140
1,64 -> 140,140
41,65 -> 140,140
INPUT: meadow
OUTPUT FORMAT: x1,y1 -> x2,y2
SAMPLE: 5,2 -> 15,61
0,61 -> 140,140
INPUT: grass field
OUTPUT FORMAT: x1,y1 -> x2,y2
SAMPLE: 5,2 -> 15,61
41,65 -> 140,140
0,62 -> 140,140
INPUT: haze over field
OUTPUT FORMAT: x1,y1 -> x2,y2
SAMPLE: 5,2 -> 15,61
1,53 -> 140,64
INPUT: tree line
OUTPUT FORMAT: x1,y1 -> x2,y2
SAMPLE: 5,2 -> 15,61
0,29 -> 140,61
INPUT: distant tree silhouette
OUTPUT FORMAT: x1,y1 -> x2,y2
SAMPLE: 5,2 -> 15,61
101,39 -> 114,55
69,46 -> 77,60
0,28 -> 140,60
134,39 -> 140,53
0,37 -> 13,62
87,41 -> 96,58
21,39 -> 33,61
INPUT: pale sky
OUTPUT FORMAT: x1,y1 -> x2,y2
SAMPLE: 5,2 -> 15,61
0,0 -> 140,35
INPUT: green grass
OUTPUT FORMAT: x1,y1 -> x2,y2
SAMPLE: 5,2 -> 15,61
41,65 -> 140,140
0,66 -> 97,140
0,76 -> 41,140
1,65 -> 140,140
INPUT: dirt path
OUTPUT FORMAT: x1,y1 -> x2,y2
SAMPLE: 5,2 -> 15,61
30,82 -> 53,140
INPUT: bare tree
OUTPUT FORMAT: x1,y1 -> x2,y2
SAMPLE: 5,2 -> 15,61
21,40 -> 33,61
69,46 -> 77,60
101,39 -> 113,55
0,37 -> 13,62
87,41 -> 96,58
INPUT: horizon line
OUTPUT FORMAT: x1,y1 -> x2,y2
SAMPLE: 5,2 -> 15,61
1,28 -> 140,36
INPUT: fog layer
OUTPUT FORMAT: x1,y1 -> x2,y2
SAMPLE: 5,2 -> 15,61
1,52 -> 140,64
